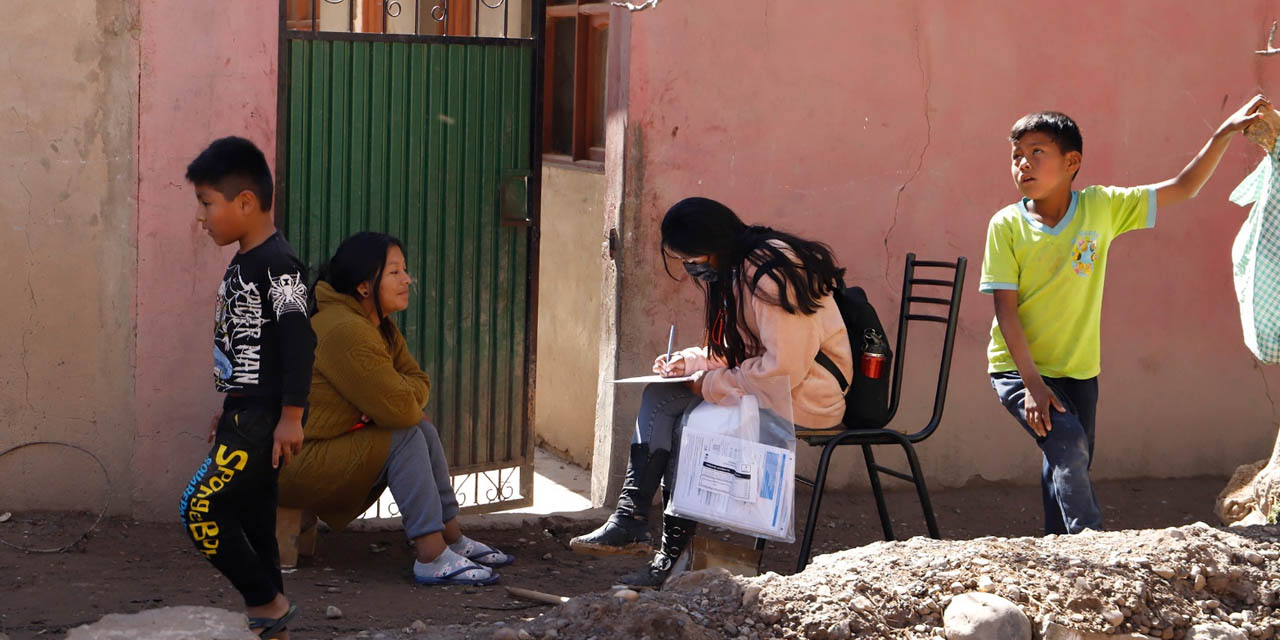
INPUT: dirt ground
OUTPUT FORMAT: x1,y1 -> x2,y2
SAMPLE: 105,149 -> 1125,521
0,475 -> 1228,639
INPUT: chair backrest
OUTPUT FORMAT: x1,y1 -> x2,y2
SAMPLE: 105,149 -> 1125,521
885,253 -> 967,442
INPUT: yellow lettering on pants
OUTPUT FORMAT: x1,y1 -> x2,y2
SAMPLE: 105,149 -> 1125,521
214,445 -> 248,471
200,538 -> 219,557
189,520 -> 220,541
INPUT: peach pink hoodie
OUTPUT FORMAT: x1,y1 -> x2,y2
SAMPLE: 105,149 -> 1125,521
675,243 -> 852,429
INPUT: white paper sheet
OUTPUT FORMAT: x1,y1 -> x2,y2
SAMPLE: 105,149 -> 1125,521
610,374 -> 696,384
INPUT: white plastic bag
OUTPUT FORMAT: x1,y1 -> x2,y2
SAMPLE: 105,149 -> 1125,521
666,377 -> 796,542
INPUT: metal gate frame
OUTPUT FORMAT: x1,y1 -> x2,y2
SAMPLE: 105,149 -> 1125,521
273,0 -> 545,514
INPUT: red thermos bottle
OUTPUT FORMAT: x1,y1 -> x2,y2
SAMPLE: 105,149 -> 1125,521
860,329 -> 888,379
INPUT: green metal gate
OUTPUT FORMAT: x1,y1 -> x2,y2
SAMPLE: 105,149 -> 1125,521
276,1 -> 543,514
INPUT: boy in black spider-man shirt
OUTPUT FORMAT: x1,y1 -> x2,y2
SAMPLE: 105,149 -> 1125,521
178,136 -> 315,639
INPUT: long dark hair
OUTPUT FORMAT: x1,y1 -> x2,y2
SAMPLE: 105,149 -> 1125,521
317,231 -> 405,337
661,197 -> 845,368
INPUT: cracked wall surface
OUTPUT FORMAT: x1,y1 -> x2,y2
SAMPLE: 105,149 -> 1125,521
0,0 -> 140,512
617,0 -> 1280,491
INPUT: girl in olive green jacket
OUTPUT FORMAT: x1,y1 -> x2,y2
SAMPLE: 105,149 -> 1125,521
279,232 -> 511,586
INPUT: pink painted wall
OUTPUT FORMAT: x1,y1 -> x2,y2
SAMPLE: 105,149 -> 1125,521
133,0 -> 277,516
619,1 -> 1280,489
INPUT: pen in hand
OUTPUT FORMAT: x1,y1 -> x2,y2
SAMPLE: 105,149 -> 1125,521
663,323 -> 674,376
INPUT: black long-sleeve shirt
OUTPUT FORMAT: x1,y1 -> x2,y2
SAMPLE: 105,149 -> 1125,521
213,232 -> 316,407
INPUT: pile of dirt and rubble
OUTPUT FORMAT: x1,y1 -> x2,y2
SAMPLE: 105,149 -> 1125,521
0,477 -> 1238,637
400,522 -> 1280,640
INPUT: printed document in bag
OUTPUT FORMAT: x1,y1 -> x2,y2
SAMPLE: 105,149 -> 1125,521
671,431 -> 794,540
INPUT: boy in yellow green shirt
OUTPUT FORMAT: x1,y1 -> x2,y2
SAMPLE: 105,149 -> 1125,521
981,96 -> 1268,534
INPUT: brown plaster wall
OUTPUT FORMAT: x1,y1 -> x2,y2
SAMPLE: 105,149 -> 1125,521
535,166 -> 607,466
0,0 -> 139,512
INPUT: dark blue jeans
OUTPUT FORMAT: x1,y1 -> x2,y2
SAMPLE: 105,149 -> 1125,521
990,372 -> 1100,535
633,383 -> 704,489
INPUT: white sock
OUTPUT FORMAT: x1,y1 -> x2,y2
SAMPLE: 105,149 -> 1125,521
412,547 -> 490,580
449,535 -> 510,564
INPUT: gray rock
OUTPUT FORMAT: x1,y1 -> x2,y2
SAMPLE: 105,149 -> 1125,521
827,621 -> 851,640
1188,623 -> 1248,640
942,592 -> 1030,640
326,605 -> 344,619
851,595 -> 873,612
1103,608 -> 1125,627
65,606 -> 257,639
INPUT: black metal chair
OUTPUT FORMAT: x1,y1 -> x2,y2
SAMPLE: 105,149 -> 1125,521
792,253 -> 966,572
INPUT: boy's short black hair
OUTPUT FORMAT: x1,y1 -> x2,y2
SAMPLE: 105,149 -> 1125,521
185,136 -> 274,212
1009,111 -> 1083,156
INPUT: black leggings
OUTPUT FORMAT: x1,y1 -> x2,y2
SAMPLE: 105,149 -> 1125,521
179,398 -> 284,607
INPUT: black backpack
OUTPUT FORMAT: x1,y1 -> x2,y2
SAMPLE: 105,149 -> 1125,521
814,283 -> 892,429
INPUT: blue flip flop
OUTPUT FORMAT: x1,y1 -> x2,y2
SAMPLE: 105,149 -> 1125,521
452,537 -> 516,568
413,563 -> 500,586
464,548 -> 515,568
248,604 -> 298,639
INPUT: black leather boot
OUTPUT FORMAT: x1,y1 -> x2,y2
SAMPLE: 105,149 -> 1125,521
618,514 -> 697,588
569,445 -> 669,556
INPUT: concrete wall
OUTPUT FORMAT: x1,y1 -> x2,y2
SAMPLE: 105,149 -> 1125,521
132,0 -> 278,517
0,1 -> 139,512
612,0 -> 1280,492
535,166 -> 607,466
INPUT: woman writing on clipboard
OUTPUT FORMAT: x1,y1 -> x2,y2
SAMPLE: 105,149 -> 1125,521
570,197 -> 852,587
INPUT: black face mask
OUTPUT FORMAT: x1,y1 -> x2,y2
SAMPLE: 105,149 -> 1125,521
683,261 -> 719,283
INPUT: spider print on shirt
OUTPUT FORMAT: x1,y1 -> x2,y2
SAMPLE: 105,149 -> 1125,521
268,270 -> 309,318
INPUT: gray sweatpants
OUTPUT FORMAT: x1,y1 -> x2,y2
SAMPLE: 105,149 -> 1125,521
376,420 -> 459,540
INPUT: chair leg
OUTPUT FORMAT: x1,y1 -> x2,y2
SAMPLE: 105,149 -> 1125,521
754,537 -> 767,574
899,442 -> 941,539
861,444 -> 895,541
796,439 -> 840,573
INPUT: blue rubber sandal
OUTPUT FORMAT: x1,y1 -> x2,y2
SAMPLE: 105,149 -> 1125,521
452,536 -> 515,568
247,604 -> 298,639
413,563 -> 500,586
